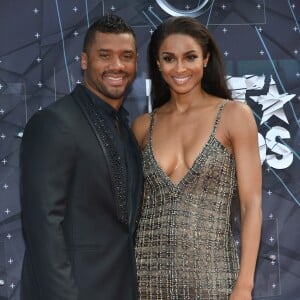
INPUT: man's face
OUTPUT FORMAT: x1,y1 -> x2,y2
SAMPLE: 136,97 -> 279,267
81,32 -> 137,108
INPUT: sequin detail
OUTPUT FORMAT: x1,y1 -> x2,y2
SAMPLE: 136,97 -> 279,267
135,101 -> 239,299
78,96 -> 128,225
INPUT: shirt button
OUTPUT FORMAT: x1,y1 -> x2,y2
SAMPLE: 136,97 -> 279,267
0,279 -> 5,285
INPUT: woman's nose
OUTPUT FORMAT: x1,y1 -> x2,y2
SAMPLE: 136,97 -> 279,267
175,60 -> 186,72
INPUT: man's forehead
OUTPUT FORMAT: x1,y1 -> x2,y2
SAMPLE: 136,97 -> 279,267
92,32 -> 136,50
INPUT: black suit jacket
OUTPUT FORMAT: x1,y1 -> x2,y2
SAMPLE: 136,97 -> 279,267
20,85 -> 143,300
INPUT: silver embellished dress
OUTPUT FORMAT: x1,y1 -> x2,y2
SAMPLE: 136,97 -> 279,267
135,102 -> 240,300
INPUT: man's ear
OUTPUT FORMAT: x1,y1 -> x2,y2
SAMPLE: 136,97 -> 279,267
136,53 -> 138,73
81,52 -> 87,70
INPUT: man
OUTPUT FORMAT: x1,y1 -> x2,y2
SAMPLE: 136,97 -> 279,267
20,14 -> 143,300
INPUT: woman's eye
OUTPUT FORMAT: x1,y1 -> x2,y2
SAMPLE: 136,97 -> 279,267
162,56 -> 173,62
187,55 -> 197,61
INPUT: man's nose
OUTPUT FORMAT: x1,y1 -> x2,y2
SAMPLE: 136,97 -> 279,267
109,56 -> 125,70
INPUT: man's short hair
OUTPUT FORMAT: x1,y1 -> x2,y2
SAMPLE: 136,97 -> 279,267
82,14 -> 136,53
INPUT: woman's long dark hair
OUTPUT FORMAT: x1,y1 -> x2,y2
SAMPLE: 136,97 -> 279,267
148,16 -> 232,109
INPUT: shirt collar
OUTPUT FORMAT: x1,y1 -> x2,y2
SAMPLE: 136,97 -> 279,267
80,84 -> 129,122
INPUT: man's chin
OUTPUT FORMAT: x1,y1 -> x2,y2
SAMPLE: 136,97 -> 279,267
106,86 -> 130,100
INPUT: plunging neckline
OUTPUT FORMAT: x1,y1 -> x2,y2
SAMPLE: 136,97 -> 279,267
146,100 -> 229,188
148,134 -> 215,188
148,133 -> 233,188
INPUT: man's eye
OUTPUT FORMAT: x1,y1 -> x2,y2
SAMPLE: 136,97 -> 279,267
123,54 -> 133,60
100,54 -> 109,59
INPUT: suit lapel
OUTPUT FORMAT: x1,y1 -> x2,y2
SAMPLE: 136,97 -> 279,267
72,86 -> 129,225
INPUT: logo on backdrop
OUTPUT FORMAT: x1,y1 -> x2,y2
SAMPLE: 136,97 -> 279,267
227,75 -> 295,170
155,0 -> 213,17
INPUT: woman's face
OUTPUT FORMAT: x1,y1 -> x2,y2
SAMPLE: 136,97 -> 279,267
157,33 -> 209,96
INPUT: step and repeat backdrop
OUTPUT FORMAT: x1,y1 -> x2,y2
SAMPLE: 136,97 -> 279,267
0,1 -> 299,299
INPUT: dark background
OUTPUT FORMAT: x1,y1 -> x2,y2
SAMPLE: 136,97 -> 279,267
0,0 -> 299,299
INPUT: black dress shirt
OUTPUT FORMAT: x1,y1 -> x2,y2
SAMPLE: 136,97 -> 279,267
81,85 -> 140,227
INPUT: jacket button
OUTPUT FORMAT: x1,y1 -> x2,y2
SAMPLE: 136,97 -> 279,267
0,279 -> 5,286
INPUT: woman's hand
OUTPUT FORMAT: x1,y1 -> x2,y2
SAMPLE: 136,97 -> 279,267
229,284 -> 252,300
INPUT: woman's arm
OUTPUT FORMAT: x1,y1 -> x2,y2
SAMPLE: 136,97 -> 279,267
227,102 -> 262,300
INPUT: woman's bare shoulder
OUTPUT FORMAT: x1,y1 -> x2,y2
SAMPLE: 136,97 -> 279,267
224,100 -> 253,116
223,100 -> 258,137
132,112 -> 152,148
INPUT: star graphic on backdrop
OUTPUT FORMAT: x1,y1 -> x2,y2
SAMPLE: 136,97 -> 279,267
250,78 -> 295,124
226,75 -> 266,102
245,74 -> 266,90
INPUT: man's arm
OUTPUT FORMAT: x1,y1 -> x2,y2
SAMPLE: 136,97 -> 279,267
20,109 -> 78,300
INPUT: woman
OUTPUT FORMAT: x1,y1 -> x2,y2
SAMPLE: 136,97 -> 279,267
133,16 -> 262,300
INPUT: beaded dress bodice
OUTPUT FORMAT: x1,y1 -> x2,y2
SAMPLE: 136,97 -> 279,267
135,102 -> 239,300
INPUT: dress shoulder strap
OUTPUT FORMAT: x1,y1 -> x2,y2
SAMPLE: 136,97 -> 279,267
212,100 -> 227,136
146,109 -> 157,145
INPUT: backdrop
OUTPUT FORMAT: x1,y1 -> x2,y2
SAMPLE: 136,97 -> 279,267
0,1 -> 299,299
